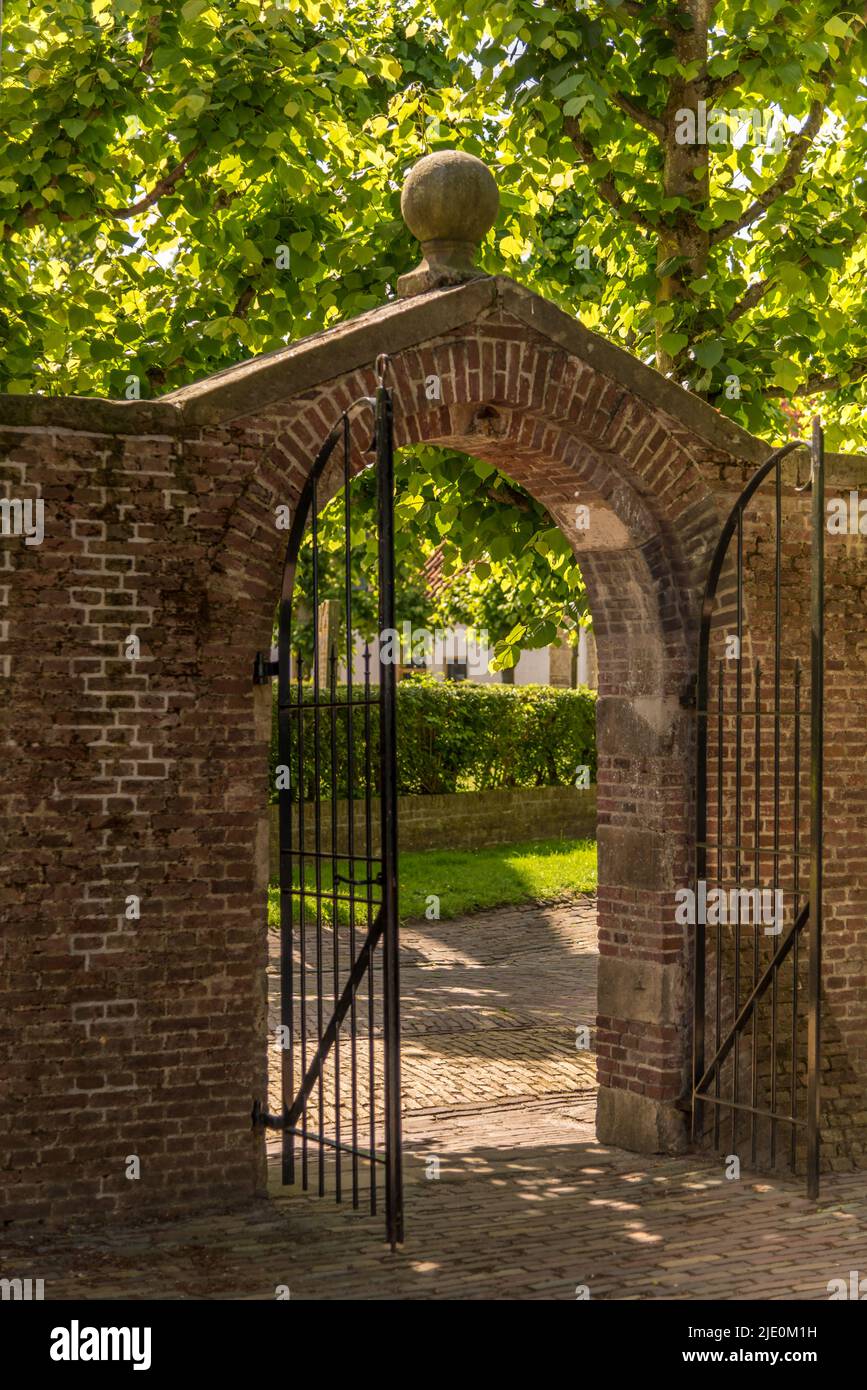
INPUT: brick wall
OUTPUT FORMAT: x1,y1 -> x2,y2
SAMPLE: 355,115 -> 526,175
268,785 -> 598,874
2,275 -> 866,1225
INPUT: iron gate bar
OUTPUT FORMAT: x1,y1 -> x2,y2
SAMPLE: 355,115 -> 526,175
792,658 -> 802,1169
771,457 -> 782,1168
376,371 -> 403,1249
732,508 -> 742,1156
284,907 -> 386,1128
751,659 -> 761,1166
691,427 -> 824,1197
287,1127 -> 387,1163
807,418 -> 825,1199
693,901 -> 807,1097
693,1095 -> 805,1128
329,645 -> 341,1200
363,643 -> 377,1213
255,372 -> 403,1246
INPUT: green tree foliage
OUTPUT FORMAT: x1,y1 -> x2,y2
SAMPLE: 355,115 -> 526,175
439,0 -> 867,444
4,1 -> 867,445
291,448 -> 588,670
0,0 -> 431,392
4,0 -> 866,655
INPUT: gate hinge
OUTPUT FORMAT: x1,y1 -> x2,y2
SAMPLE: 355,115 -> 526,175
251,1099 -> 284,1131
679,683 -> 697,710
253,651 -> 279,685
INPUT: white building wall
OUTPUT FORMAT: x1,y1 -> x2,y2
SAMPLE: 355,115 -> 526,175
325,622 -> 594,688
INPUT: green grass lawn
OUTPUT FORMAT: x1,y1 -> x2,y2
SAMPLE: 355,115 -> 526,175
267,836 -> 597,928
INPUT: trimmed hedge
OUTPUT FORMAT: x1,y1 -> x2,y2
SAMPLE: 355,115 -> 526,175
270,675 -> 596,801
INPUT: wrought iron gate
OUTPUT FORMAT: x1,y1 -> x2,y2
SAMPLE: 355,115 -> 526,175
691,419 -> 824,1197
253,356 -> 403,1247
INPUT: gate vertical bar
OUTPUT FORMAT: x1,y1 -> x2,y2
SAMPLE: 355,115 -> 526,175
311,482 -> 325,1195
791,659 -> 801,1170
807,419 -> 824,1199
770,459 -> 783,1168
732,510 -> 744,1157
692,620 -> 709,1147
277,586 -> 294,1186
376,370 -> 403,1248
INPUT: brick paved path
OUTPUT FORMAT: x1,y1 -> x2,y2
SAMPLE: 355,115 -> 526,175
266,898 -> 597,1122
5,896 -> 867,1300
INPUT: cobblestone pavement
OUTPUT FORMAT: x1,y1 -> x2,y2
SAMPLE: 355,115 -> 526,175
6,897 -> 867,1300
266,898 -> 598,1120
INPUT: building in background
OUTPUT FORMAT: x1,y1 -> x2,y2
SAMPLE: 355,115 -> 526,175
332,621 -> 597,688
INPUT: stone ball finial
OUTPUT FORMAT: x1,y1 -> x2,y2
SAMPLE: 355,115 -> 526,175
397,149 -> 499,298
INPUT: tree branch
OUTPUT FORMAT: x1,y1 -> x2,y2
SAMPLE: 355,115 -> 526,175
97,145 -> 204,219
726,269 -> 779,322
727,213 -> 864,323
138,13 -> 160,73
611,91 -> 664,140
484,479 -> 533,513
564,118 -> 655,233
232,282 -> 257,320
710,101 -> 824,246
707,5 -> 867,244
766,360 -> 867,398
9,144 -> 205,235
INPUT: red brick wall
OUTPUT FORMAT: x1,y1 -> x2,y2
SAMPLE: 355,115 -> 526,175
1,304 -> 864,1225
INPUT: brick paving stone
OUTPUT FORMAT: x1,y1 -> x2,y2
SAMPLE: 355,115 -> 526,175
4,895 -> 867,1300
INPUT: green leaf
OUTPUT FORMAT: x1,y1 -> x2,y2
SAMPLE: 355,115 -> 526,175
772,359 -> 801,394
562,96 -> 591,118
693,340 -> 725,369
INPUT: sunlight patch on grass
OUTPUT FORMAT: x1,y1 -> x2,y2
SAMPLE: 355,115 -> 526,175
267,836 -> 597,928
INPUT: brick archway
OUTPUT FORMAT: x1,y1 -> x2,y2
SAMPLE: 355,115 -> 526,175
203,284 -> 727,1157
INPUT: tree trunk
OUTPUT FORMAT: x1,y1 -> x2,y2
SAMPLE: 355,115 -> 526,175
656,0 -> 711,373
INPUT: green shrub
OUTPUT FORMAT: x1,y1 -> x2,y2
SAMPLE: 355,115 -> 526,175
270,675 -> 596,802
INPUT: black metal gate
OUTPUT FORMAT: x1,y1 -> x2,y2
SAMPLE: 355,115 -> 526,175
253,356 -> 403,1247
691,419 -> 824,1197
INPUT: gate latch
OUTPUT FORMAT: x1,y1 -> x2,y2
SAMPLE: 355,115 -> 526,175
251,1099 -> 284,1131
253,651 -> 279,684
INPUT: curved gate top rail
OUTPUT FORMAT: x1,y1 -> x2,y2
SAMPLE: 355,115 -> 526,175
692,419 -> 824,1198
253,355 -> 403,1249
